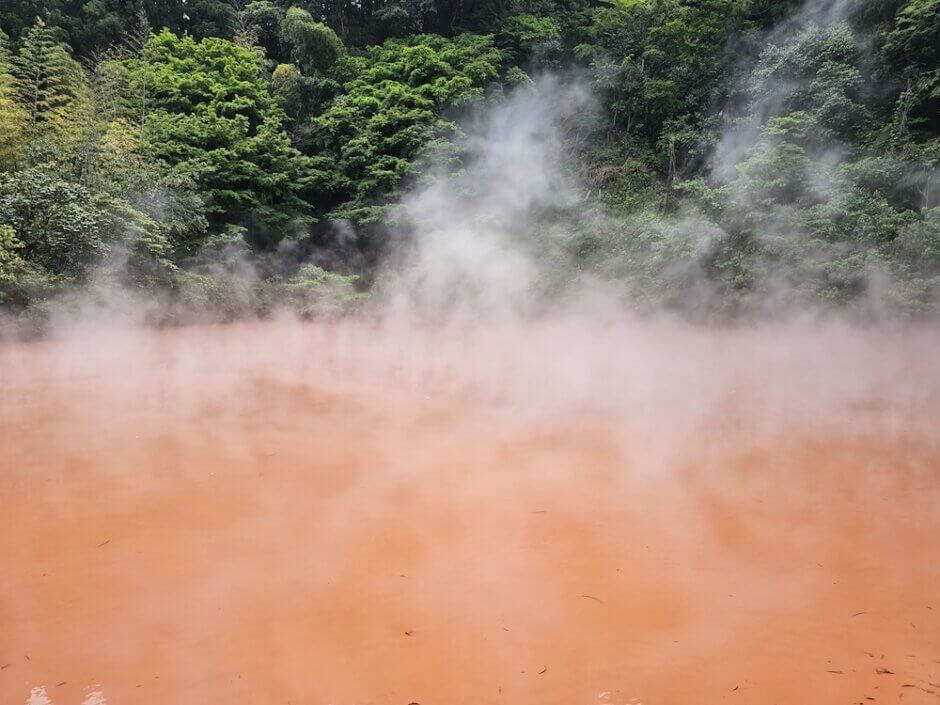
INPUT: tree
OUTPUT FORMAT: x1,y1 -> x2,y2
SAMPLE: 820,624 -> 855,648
280,7 -> 346,76
0,164 -> 184,291
576,0 -> 748,144
372,0 -> 436,40
0,166 -> 110,277
0,0 -> 238,57
883,0 -> 940,75
883,0 -> 940,134
309,33 -> 503,222
10,18 -> 91,158
0,32 -> 27,170
271,62 -> 331,123
0,224 -> 27,302
749,23 -> 866,139
126,30 -> 316,243
497,14 -> 560,63
240,1 -> 287,61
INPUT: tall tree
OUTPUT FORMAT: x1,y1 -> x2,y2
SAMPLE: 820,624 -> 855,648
310,33 -> 503,222
0,32 -> 28,170
126,30 -> 316,242
280,6 -> 346,75
883,0 -> 940,135
10,18 -> 90,157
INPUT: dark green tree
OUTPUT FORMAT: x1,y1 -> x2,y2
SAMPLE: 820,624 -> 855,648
883,0 -> 940,135
309,33 -> 503,221
280,6 -> 346,75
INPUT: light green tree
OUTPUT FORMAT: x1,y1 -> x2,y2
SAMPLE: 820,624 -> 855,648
10,19 -> 91,157
0,32 -> 27,171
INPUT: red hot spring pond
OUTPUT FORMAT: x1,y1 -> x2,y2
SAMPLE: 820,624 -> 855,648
1,318 -> 939,705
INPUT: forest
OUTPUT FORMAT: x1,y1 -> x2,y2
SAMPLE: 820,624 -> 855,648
0,0 -> 938,324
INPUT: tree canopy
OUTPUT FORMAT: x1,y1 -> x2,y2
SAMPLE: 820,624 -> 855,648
0,0 -> 938,319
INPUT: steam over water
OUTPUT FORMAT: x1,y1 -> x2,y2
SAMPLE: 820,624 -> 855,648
2,318 -> 939,705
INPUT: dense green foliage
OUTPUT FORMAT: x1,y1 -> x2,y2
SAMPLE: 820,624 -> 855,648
308,33 -> 502,221
0,0 -> 938,322
127,30 -> 315,242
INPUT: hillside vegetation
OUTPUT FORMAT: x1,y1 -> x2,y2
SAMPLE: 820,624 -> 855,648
0,0 -> 938,320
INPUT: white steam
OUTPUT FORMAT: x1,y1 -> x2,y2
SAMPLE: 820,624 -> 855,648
377,77 -> 594,322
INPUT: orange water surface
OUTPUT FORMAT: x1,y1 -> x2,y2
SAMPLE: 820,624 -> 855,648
1,320 -> 938,705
